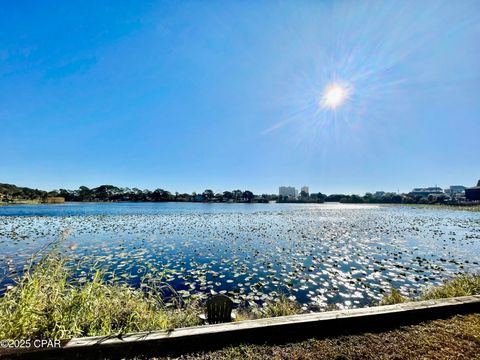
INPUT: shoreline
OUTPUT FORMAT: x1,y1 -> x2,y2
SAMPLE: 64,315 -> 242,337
1,201 -> 480,212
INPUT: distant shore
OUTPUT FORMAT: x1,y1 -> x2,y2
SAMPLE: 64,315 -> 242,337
1,200 -> 480,212
3,182 -> 480,208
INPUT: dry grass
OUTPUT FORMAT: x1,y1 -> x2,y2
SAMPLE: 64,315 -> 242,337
148,313 -> 480,360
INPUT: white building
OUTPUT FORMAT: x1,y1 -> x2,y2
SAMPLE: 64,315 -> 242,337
279,186 -> 297,197
449,185 -> 466,195
300,186 -> 309,195
409,187 -> 443,197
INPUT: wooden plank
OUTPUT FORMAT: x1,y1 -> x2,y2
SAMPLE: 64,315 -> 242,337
2,295 -> 479,359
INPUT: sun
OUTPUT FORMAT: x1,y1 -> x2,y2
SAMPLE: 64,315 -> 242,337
321,82 -> 351,109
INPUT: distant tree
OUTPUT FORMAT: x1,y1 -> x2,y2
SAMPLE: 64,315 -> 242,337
339,195 -> 364,203
223,191 -> 233,200
326,194 -> 345,202
58,189 -> 75,201
309,192 -> 326,203
142,189 -> 152,201
179,193 -> 191,202
387,194 -> 402,203
0,183 -> 48,201
77,186 -> 91,201
152,188 -> 172,201
351,195 -> 364,203
232,190 -> 242,201
261,194 -> 277,202
91,185 -> 122,201
203,189 -> 214,200
1,182 -> 268,204
242,190 -> 254,202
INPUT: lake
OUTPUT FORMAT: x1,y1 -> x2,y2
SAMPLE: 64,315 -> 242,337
0,202 -> 479,310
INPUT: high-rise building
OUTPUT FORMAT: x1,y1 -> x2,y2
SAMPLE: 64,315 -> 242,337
300,186 -> 309,195
279,186 -> 297,197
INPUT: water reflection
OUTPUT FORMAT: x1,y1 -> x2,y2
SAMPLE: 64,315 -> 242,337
0,203 -> 478,310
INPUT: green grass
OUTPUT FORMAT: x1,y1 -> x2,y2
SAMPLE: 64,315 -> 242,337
1,245 -> 478,340
380,288 -> 408,305
261,295 -> 303,317
0,249 -> 303,340
0,251 -> 202,340
235,295 -> 302,321
380,274 -> 480,305
421,274 -> 480,300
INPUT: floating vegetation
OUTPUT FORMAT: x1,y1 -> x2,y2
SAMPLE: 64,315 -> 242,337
0,203 -> 479,311
1,246 -> 477,340
0,249 -> 203,340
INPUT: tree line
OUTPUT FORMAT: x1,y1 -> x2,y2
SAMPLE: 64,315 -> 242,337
332,192 -> 450,205
278,191 -> 453,205
0,183 -> 275,203
1,183 -> 453,205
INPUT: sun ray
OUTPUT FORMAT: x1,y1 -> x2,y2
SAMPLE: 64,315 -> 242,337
321,82 -> 352,109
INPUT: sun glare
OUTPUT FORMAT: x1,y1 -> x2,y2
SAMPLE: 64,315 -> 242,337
321,83 -> 350,109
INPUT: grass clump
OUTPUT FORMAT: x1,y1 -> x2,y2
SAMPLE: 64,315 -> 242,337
235,296 -> 303,321
421,274 -> 480,300
380,274 -> 480,305
1,237 -> 478,342
0,243 -> 304,340
261,295 -> 303,317
0,251 -> 201,340
380,288 -> 408,305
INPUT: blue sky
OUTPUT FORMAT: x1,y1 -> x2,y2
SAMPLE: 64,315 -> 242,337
1,1 -> 479,194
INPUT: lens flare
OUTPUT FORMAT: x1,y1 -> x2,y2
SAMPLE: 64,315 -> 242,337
321,82 -> 351,109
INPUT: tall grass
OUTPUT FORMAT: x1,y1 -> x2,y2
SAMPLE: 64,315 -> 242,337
380,274 -> 480,305
1,244 -> 478,340
235,295 -> 302,321
261,295 -> 302,317
421,274 -> 480,300
380,288 -> 408,305
0,251 -> 201,340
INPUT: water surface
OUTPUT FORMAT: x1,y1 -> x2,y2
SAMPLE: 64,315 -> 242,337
1,202 -> 479,309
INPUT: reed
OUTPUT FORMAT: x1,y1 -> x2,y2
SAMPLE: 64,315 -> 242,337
380,274 -> 480,305
0,250 -> 202,339
421,274 -> 480,300
0,245 -> 478,340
